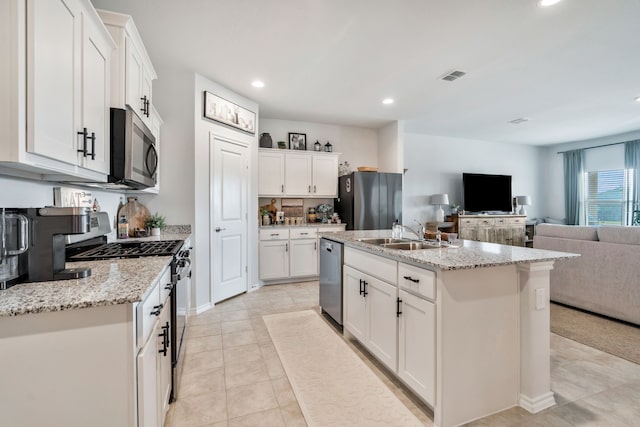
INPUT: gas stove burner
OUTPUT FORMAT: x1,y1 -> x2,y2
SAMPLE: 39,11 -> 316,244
68,240 -> 183,261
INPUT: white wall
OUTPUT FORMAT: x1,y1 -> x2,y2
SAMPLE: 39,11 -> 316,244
193,73 -> 259,309
403,133 -> 542,226
377,121 -> 403,173
540,129 -> 640,220
259,118 -> 378,170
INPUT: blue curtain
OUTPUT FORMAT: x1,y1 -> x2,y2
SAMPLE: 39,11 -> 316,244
625,139 -> 640,225
563,149 -> 584,225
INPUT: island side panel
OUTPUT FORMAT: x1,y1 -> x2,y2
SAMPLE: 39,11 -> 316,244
517,261 -> 556,413
436,265 -> 520,427
0,304 -> 136,427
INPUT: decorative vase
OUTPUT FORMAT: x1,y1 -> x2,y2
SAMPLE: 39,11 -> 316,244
259,133 -> 273,148
151,227 -> 161,236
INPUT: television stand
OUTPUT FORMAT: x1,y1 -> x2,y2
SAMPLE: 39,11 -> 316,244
458,214 -> 527,246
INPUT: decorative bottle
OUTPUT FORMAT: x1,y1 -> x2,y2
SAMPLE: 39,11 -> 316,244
118,215 -> 129,239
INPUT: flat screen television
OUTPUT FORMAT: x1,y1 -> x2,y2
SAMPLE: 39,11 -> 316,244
462,173 -> 512,213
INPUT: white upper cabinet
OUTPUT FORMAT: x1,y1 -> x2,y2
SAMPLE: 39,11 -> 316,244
312,154 -> 339,197
0,0 -> 114,181
284,153 -> 313,196
98,9 -> 158,129
258,149 -> 339,198
258,150 -> 286,196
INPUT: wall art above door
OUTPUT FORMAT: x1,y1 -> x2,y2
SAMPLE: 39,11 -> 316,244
203,91 -> 255,134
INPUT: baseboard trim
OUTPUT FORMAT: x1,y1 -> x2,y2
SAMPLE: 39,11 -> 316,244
191,302 -> 213,315
519,391 -> 556,413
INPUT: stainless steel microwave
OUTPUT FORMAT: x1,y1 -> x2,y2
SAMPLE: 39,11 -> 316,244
109,107 -> 158,189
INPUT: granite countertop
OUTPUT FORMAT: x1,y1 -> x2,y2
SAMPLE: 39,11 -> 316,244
0,256 -> 172,317
259,223 -> 346,229
0,232 -> 193,317
319,230 -> 579,271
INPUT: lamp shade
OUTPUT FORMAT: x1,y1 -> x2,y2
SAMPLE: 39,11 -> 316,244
431,194 -> 449,205
516,196 -> 531,206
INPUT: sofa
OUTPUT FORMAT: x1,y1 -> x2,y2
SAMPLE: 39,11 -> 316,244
534,223 -> 640,325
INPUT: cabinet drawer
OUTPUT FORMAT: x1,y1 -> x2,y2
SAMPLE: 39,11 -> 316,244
398,263 -> 436,301
259,229 -> 290,240
137,281 -> 161,348
345,247 -> 397,284
290,227 -> 317,239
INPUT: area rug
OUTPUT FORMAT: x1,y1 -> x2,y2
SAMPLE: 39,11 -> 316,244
550,302 -> 640,365
263,310 -> 423,426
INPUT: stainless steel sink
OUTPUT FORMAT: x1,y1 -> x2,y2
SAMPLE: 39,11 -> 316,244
357,237 -> 410,245
382,241 -> 442,250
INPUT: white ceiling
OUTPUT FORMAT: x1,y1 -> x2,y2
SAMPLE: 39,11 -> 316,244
91,0 -> 640,146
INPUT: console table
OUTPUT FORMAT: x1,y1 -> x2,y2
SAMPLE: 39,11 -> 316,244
458,215 -> 527,246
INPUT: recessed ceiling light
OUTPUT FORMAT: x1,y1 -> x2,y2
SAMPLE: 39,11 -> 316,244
382,98 -> 394,105
251,80 -> 265,88
635,96 -> 640,103
538,0 -> 562,7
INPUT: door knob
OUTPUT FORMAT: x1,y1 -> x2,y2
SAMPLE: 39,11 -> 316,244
215,227 -> 226,232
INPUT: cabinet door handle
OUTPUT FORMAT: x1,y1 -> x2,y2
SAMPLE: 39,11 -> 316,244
313,185 -> 317,193
150,304 -> 163,316
164,283 -> 173,290
396,297 -> 403,317
270,233 -> 280,236
314,241 -> 317,250
363,280 -> 368,297
281,184 -> 284,193
308,185 -> 311,193
300,232 -> 308,235
359,279 -> 364,295
285,243 -> 288,252
141,96 -> 147,115
77,128 -> 88,157
215,227 -> 226,232
403,275 -> 419,283
87,132 -> 96,160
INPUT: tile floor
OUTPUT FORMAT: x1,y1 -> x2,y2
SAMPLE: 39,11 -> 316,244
163,281 -> 640,427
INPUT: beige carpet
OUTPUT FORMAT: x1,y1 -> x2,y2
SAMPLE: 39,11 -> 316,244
550,303 -> 640,365
263,310 -> 424,426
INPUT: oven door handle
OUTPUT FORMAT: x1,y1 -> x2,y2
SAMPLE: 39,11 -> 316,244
172,258 -> 192,282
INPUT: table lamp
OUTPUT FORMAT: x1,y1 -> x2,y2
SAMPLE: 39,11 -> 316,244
516,196 -> 531,216
431,194 -> 449,222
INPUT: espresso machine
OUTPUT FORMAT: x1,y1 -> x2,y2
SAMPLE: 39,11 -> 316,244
0,207 -> 93,289
0,209 -> 29,289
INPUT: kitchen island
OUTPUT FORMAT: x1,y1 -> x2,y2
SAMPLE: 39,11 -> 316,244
320,230 -> 578,427
0,232 -> 189,427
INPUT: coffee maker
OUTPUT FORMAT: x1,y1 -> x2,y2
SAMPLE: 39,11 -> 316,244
0,209 -> 29,289
0,207 -> 93,288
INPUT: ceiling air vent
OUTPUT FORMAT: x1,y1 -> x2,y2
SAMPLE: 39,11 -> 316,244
440,70 -> 467,82
508,118 -> 530,125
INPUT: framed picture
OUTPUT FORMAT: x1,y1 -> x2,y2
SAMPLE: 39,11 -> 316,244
203,91 -> 256,134
289,133 -> 307,150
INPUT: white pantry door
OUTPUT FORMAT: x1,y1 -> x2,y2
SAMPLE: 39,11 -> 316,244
211,133 -> 248,303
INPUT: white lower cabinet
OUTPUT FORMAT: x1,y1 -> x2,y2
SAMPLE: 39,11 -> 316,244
343,250 -> 398,372
136,266 -> 172,427
398,289 -> 436,406
259,240 -> 290,280
259,226 -> 346,281
344,247 -> 437,408
289,238 -> 318,277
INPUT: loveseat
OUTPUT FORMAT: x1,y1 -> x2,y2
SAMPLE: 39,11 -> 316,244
534,223 -> 640,325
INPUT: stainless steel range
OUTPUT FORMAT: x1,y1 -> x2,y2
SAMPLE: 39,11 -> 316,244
66,214 -> 191,403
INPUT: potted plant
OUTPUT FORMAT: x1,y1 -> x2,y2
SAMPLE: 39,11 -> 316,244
145,212 -> 166,236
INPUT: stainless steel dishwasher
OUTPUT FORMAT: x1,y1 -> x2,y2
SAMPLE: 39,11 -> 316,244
319,237 -> 343,325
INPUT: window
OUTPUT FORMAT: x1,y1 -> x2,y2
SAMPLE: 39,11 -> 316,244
584,169 -> 634,225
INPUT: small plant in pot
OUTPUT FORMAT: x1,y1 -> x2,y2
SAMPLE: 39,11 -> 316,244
145,213 -> 166,236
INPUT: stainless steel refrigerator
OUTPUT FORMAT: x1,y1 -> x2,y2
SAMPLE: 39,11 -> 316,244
334,172 -> 402,230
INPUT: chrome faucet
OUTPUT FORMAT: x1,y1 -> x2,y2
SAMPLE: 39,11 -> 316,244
399,220 -> 425,240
